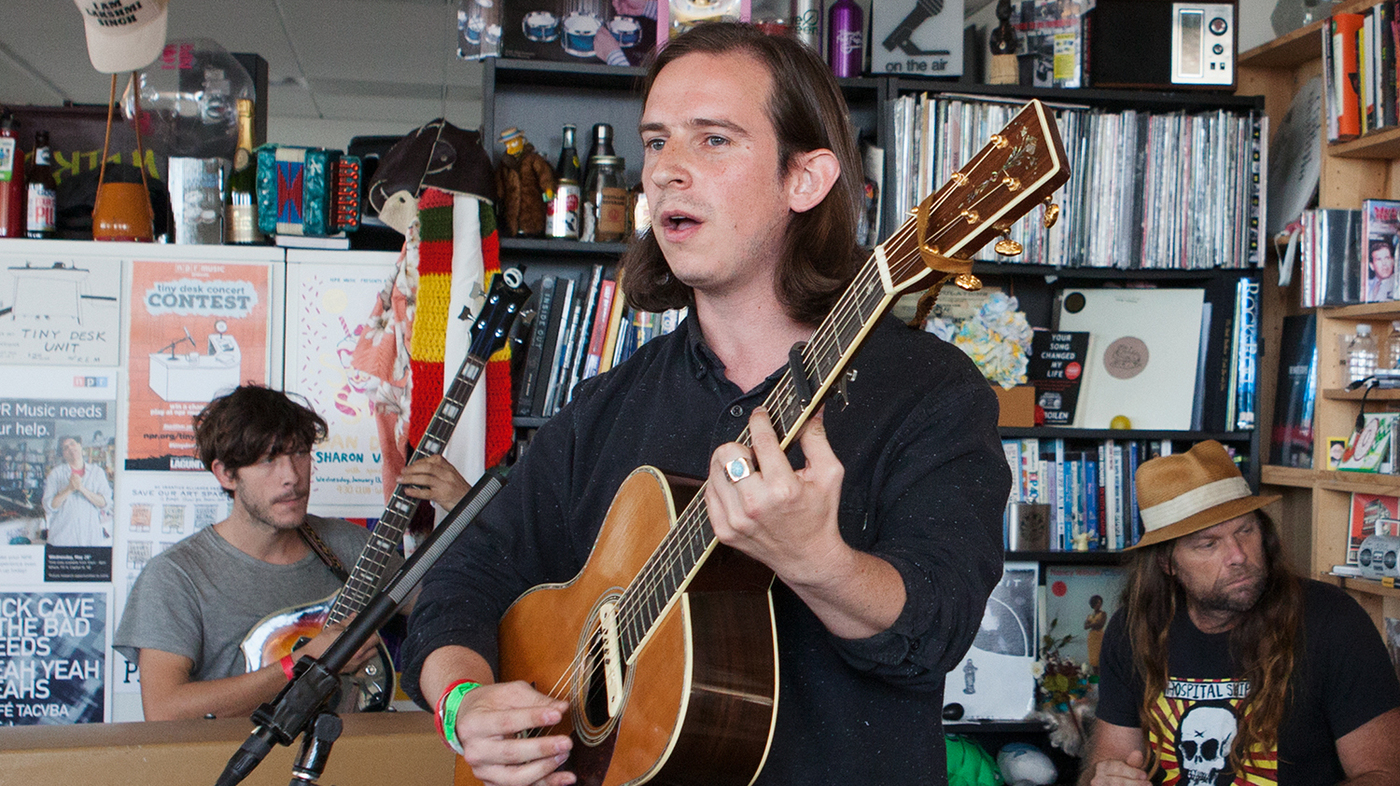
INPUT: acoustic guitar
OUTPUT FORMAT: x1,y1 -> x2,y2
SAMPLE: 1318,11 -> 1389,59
460,101 -> 1070,786
242,268 -> 529,713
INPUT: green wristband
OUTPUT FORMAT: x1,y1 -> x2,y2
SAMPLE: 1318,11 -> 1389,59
438,681 -> 481,756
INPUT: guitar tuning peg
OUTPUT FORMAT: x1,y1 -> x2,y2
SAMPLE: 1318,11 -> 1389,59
994,233 -> 1023,257
1043,197 -> 1061,229
954,273 -> 982,291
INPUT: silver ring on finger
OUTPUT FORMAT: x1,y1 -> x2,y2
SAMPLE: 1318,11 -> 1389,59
724,456 -> 753,483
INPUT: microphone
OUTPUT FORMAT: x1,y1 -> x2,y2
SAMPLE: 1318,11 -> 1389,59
213,466 -> 510,786
881,0 -> 951,57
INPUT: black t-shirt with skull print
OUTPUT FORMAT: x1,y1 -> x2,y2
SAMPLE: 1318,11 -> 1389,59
1096,579 -> 1400,785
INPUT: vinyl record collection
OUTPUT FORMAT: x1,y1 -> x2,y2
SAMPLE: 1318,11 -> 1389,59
888,94 -> 1266,270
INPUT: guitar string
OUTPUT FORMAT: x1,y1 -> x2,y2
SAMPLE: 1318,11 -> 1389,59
530,169 -> 1023,718
529,156 -> 1024,719
528,135 -> 1035,719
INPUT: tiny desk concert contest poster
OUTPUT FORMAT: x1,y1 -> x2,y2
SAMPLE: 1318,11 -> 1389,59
124,259 -> 274,472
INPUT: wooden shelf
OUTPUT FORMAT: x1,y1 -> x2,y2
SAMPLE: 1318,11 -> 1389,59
1238,19 -> 1325,70
1317,302 -> 1400,320
1261,464 -> 1400,493
1330,126 -> 1400,159
1322,388 -> 1400,401
1321,573 -> 1400,599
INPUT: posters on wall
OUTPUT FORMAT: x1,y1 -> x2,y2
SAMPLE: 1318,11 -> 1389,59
125,259 -> 273,472
0,251 -> 122,366
0,586 -> 112,725
108,470 -> 233,721
284,256 -> 397,516
0,368 -> 118,585
944,562 -> 1039,720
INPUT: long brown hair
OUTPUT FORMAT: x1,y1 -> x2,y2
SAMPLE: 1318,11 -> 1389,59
1122,511 -> 1301,775
619,22 -> 865,325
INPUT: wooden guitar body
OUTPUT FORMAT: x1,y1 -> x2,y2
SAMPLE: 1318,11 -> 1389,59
241,596 -> 397,713
457,467 -> 779,786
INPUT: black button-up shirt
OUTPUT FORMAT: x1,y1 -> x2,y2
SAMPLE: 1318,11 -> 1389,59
402,313 -> 1009,785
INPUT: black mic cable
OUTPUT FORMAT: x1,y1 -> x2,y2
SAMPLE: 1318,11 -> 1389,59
213,465 -> 509,786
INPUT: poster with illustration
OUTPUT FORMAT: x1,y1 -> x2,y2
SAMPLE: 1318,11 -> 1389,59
0,368 -> 118,585
943,562 -> 1038,720
1043,565 -> 1126,673
284,256 -> 398,516
108,470 -> 233,721
0,251 -> 122,366
125,259 -> 275,471
0,586 -> 112,724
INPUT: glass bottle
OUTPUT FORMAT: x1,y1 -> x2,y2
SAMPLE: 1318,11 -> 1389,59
546,123 -> 581,240
0,111 -> 23,238
583,123 -> 615,193
751,0 -> 791,36
1344,323 -> 1379,383
582,155 -> 628,243
24,131 -> 56,239
225,98 -> 263,244
827,0 -> 863,77
1389,321 -> 1400,369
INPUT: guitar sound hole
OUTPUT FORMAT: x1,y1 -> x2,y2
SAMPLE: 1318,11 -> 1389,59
581,639 -> 614,729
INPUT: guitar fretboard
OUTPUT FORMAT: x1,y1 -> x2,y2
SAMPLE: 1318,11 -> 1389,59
327,356 -> 487,625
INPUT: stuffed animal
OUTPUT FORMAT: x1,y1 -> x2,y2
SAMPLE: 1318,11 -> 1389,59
997,742 -> 1057,786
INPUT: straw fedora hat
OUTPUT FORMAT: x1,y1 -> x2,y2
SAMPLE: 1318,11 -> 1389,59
1130,440 -> 1280,549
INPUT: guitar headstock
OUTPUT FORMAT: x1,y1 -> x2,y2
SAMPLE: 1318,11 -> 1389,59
468,267 -> 531,359
876,99 -> 1071,296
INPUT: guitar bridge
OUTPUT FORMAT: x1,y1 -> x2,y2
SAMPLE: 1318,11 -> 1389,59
598,602 -> 624,718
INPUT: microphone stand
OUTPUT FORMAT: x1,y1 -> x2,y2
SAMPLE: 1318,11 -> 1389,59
213,465 -> 510,786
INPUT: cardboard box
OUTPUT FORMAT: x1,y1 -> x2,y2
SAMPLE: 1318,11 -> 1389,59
871,0 -> 964,77
994,384 -> 1036,428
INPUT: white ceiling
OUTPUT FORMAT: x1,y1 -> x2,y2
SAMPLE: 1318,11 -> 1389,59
0,0 -> 1000,149
0,0 -> 484,145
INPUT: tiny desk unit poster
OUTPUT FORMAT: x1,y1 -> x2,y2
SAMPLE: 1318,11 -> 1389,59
944,561 -> 1038,720
0,250 -> 122,366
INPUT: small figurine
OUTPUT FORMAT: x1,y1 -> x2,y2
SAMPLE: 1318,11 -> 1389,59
495,127 -> 556,237
988,0 -> 1019,85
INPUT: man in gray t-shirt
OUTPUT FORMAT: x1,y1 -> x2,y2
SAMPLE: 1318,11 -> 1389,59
113,385 -> 466,721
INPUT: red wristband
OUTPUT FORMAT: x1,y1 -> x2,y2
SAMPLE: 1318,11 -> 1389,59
280,654 -> 296,681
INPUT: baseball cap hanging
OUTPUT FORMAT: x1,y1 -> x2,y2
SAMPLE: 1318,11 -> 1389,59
1129,440 -> 1280,549
73,0 -> 169,74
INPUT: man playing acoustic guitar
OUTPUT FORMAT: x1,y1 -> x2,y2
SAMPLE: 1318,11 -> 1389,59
114,385 -> 468,721
402,22 -> 1012,786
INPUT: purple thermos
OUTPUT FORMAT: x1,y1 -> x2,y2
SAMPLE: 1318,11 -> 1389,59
827,0 -> 863,78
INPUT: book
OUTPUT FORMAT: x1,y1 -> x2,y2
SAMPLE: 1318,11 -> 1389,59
1363,199 -> 1400,302
514,275 -> 557,417
599,285 -> 629,374
1335,13 -> 1366,141
564,265 -> 604,398
1317,208 -> 1364,306
1026,331 -> 1091,427
1232,277 -> 1261,431
1349,492 -> 1400,563
581,278 -> 617,381
1338,412 -> 1399,473
532,276 -> 573,418
944,562 -> 1039,720
1269,314 -> 1318,468
274,233 -> 350,249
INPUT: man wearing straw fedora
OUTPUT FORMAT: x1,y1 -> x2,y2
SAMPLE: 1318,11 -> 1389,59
1081,440 -> 1400,786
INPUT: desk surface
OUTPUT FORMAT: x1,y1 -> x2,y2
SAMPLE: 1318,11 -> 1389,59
0,711 -> 456,786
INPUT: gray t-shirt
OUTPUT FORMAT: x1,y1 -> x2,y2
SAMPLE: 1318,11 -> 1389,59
113,515 -> 386,681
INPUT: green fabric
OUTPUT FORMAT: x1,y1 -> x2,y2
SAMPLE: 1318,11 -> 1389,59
946,735 -> 1003,786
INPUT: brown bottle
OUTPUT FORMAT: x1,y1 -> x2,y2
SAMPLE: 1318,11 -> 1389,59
0,112 -> 23,238
24,131 -> 56,239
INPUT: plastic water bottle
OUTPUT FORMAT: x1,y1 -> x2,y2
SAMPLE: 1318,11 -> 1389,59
1346,323 -> 1379,383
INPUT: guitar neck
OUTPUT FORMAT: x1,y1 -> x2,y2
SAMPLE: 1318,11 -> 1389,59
327,354 -> 488,624
613,258 -> 924,662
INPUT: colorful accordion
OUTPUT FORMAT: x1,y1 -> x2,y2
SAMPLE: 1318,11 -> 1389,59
255,146 -> 362,236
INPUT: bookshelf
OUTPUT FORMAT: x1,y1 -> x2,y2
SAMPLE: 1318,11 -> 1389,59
1241,4 -> 1400,634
